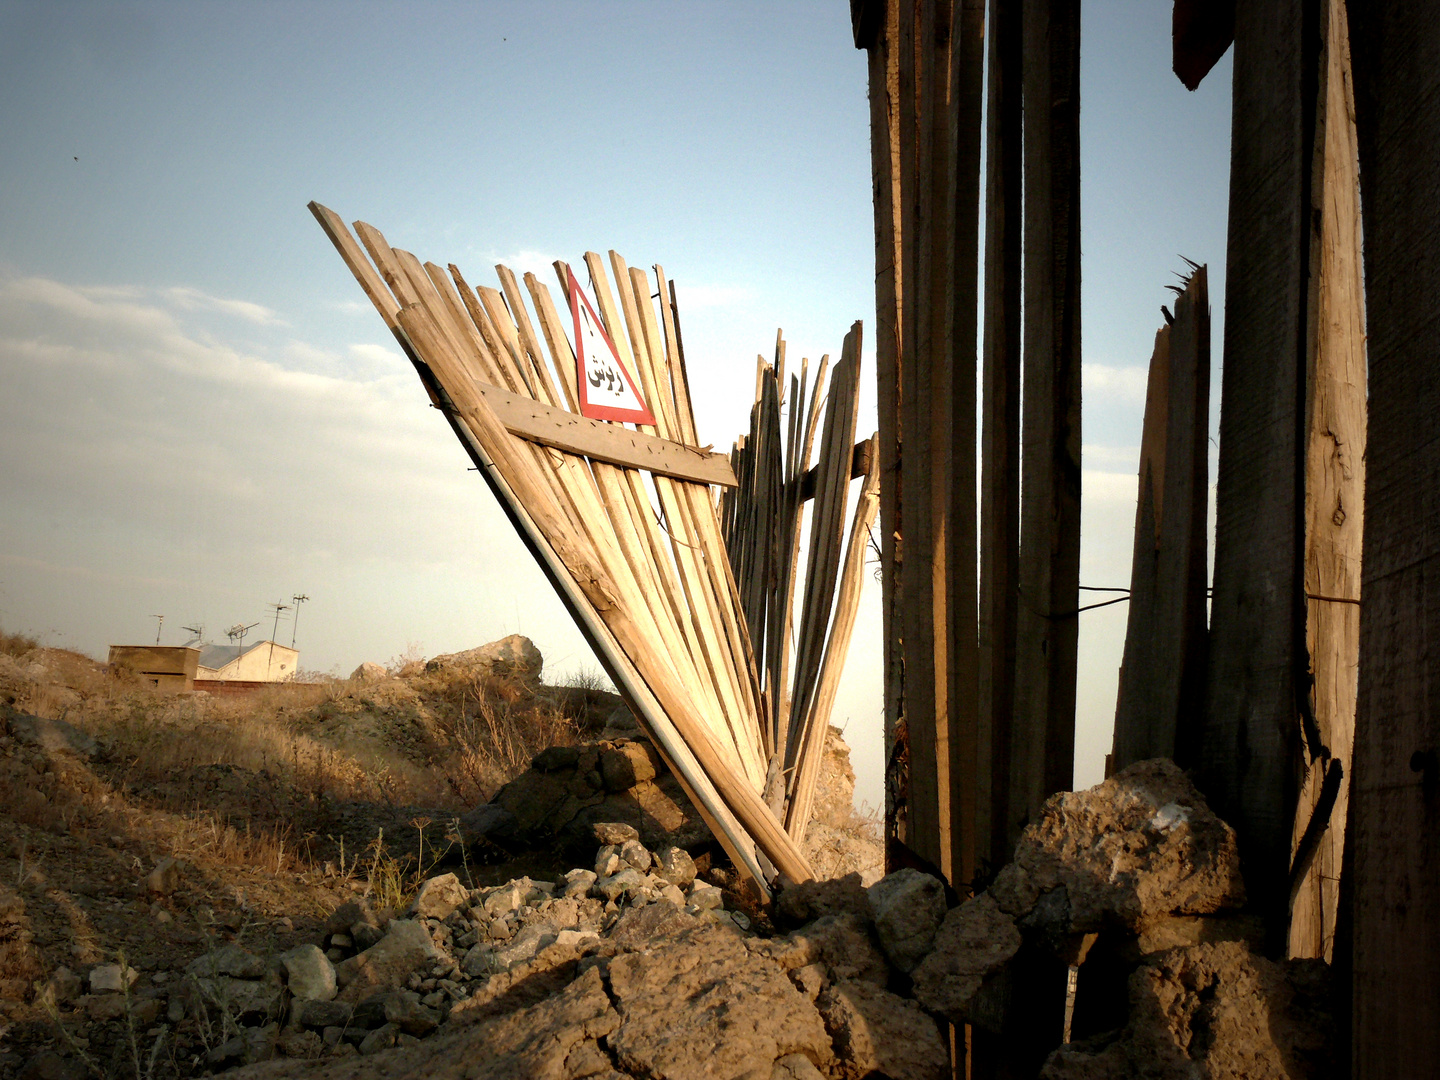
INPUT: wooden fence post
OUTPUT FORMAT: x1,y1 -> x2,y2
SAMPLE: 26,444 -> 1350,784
1009,0 -> 1082,849
1199,0 -> 1312,952
1344,0 -> 1440,1071
1111,269 -> 1211,772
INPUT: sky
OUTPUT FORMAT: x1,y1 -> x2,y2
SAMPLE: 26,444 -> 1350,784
0,1 -> 1234,815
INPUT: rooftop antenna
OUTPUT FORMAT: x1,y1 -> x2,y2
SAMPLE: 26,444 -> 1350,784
225,621 -> 260,665
290,594 -> 309,648
152,614 -> 164,645
181,623 -> 204,646
266,601 -> 291,673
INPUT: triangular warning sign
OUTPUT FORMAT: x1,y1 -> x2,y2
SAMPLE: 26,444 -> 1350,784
568,265 -> 656,425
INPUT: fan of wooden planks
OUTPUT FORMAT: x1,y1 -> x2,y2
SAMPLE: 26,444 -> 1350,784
309,202 -> 875,897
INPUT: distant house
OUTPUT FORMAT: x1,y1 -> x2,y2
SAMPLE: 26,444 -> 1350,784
108,645 -> 201,691
194,640 -> 299,683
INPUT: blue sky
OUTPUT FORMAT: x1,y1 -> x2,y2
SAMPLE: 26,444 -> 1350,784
0,1 -> 1233,812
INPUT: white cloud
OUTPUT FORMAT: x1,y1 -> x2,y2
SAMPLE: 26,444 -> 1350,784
1083,362 -> 1149,406
163,285 -> 287,326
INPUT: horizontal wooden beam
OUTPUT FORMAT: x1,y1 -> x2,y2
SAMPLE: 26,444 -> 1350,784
799,438 -> 875,502
472,380 -> 738,487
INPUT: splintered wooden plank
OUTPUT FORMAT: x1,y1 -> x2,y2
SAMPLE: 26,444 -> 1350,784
978,0 -> 1023,873
1199,0 -> 1308,949
1111,269 -> 1211,772
468,382 -> 737,487
1010,0 -> 1082,852
1288,0 -> 1365,965
797,438 -> 875,501
1345,2 -> 1440,1071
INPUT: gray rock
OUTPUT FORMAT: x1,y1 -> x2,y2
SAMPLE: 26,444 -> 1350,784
276,1028 -> 325,1059
324,898 -> 380,937
426,634 -> 542,680
384,990 -> 441,1036
818,978 -> 950,1080
591,821 -> 640,845
43,966 -> 82,1004
457,803 -> 520,849
596,868 -> 648,902
910,893 -> 1022,1025
619,838 -> 652,871
653,845 -> 697,888
350,662 -> 386,682
412,873 -> 469,920
185,944 -> 265,980
357,1022 -> 399,1055
493,923 -> 559,971
88,962 -> 138,993
688,883 -> 724,911
594,846 -> 623,877
334,920 -> 444,1002
146,856 -> 180,895
294,998 -> 353,1029
460,942 -> 496,978
1010,758 -> 1246,934
867,868 -> 948,973
279,944 -> 337,1002
351,922 -> 384,950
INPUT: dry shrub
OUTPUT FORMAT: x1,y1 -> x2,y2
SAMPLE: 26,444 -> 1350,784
0,629 -> 38,660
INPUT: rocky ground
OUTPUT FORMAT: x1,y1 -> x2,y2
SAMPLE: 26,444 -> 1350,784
0,634 -> 1338,1079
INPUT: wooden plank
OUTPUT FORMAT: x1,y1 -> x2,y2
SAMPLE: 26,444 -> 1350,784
797,438 -> 875,501
948,0 -> 985,888
1199,0 -> 1309,951
1344,1 -> 1440,1070
1287,0 -> 1365,964
1111,268 -> 1211,771
470,380 -> 737,486
1010,0 -> 1082,849
978,0 -> 1023,873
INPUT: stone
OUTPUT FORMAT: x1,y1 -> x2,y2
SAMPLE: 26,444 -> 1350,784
803,821 -> 885,887
456,803 -> 521,850
607,924 -> 832,1079
652,845 -> 697,888
789,963 -> 827,1001
412,873 -> 469,920
384,989 -> 442,1036
658,883 -> 686,907
146,856 -> 180,895
910,894 -> 1023,1024
772,1054 -> 828,1080
351,922 -> 384,950
350,661 -> 387,682
357,1023 -> 399,1055
295,998 -> 353,1029
334,920 -> 444,1002
277,1028 -> 325,1059
87,963 -> 138,993
1012,758 -> 1246,934
607,901 -> 699,950
186,944 -> 265,980
483,881 -> 531,918
591,821 -> 640,845
774,874 -> 872,929
1040,942 -> 1332,1080
595,868 -> 648,902
561,869 -> 596,898
600,741 -> 659,791
461,943 -> 495,978
818,979 -> 950,1080
780,915 -> 890,987
688,883 -> 723,911
493,923 -> 559,970
351,990 -> 404,1029
191,974 -> 284,1021
426,634 -> 543,680
867,868 -> 948,973
594,847 -> 623,878
619,838 -> 652,871
324,898 -> 380,937
279,944 -> 337,1002
43,966 -> 82,1004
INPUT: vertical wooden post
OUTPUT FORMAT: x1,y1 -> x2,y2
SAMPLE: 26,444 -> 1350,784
948,0 -> 985,890
1200,0 -> 1312,951
898,0 -> 959,878
1344,1 -> 1440,1071
855,0 -> 909,863
978,0 -> 1022,874
1288,0 -> 1365,963
1111,269 -> 1211,772
1009,0 -> 1082,848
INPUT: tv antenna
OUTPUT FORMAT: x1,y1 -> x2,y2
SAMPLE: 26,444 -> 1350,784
181,623 -> 204,644
226,621 -> 260,660
266,601 -> 291,670
152,614 -> 164,645
290,594 -> 309,648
